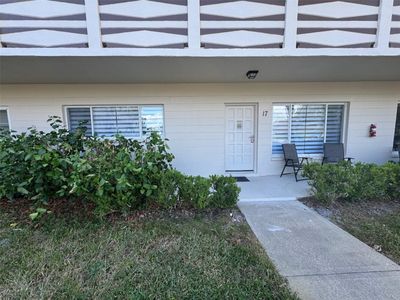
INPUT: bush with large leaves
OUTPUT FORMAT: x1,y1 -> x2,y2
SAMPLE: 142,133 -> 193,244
0,117 -> 240,215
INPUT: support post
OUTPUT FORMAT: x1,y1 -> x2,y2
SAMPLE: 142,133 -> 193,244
84,0 -> 102,48
283,0 -> 299,49
376,0 -> 394,49
187,0 -> 201,49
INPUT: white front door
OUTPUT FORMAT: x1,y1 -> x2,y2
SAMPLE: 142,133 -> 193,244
225,105 -> 255,171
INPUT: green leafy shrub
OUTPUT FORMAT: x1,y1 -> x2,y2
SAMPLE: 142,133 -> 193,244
210,175 -> 241,208
151,169 -> 182,208
0,117 -> 76,202
63,133 -> 176,214
0,117 -> 240,215
178,174 -> 212,209
157,173 -> 240,209
303,161 -> 400,204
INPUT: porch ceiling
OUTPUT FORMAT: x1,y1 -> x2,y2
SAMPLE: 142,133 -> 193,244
1,56 -> 400,84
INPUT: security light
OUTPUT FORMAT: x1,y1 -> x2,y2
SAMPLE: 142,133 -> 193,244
246,70 -> 259,80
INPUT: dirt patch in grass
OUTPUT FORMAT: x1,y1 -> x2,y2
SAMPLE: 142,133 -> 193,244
0,198 -> 245,226
0,198 -> 96,222
0,205 -> 298,299
301,197 -> 400,264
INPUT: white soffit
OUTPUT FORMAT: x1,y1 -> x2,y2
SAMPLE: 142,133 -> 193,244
201,1 -> 285,19
0,0 -> 85,19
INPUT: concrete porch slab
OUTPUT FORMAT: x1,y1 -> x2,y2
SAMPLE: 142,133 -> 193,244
239,201 -> 400,300
238,175 -> 310,202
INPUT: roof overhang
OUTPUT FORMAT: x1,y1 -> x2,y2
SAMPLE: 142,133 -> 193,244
1,55 -> 400,83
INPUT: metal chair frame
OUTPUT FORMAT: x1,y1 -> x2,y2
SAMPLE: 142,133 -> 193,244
280,144 -> 309,182
322,143 -> 353,165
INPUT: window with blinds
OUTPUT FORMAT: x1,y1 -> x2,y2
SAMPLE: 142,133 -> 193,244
141,106 -> 164,137
272,103 -> 346,155
66,105 -> 164,138
0,109 -> 10,131
67,107 -> 91,136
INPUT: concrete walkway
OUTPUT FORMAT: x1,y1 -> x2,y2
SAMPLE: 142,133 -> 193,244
238,175 -> 310,201
239,200 -> 400,300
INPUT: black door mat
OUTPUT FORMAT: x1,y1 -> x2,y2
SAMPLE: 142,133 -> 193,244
234,176 -> 250,182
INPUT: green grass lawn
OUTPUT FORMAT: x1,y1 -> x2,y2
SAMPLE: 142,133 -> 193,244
0,208 -> 297,299
345,212 -> 400,264
302,199 -> 400,264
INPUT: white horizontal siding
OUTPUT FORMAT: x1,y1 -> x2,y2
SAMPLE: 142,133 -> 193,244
1,83 -> 399,176
346,100 -> 398,164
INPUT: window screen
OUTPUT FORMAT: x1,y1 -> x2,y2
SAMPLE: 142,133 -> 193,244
141,106 -> 164,137
92,106 -> 140,138
326,105 -> 344,144
291,104 -> 326,154
67,105 -> 164,139
67,107 -> 91,136
272,103 -> 345,155
272,105 -> 290,155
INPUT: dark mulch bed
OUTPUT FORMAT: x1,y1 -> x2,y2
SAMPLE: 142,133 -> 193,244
0,198 -> 236,225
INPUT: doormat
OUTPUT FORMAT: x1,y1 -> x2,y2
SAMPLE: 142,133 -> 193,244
234,176 -> 250,182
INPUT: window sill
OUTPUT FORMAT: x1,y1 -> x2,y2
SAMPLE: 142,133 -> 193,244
271,154 -> 324,161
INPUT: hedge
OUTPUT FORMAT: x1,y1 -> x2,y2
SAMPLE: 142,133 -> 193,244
303,161 -> 400,204
0,117 -> 240,215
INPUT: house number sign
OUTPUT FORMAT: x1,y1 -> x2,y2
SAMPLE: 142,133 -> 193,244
262,110 -> 268,117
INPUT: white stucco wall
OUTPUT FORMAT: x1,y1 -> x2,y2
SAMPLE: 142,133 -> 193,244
0,83 -> 399,176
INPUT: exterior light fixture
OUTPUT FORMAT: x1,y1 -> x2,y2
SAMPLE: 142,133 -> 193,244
246,70 -> 259,79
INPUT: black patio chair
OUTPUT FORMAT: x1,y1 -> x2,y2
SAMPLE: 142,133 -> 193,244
322,143 -> 353,164
280,144 -> 309,182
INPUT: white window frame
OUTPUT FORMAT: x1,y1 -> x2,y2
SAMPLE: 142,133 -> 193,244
271,102 -> 348,158
0,107 -> 11,131
63,104 -> 165,139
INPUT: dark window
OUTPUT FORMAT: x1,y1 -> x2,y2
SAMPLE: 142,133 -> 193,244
0,109 -> 10,131
394,104 -> 400,151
